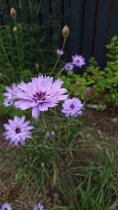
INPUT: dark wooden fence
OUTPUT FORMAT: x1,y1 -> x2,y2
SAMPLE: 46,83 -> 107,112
0,0 -> 118,67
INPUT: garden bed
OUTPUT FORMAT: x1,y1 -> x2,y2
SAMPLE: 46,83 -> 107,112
0,109 -> 118,210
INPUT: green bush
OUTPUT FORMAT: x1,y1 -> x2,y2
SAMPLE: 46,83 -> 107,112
61,36 -> 118,110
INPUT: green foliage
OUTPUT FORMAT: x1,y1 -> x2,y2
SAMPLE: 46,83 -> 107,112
0,23 -> 58,84
14,113 -> 118,210
61,36 -> 118,110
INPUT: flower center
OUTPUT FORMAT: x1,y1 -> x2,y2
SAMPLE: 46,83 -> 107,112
33,91 -> 46,102
77,59 -> 80,63
15,127 -> 21,133
70,104 -> 75,109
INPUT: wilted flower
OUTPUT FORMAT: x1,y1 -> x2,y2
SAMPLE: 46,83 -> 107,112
85,87 -> 93,98
62,98 -> 83,117
3,116 -> 34,145
56,49 -> 64,57
10,8 -> 17,18
3,83 -> 19,100
62,25 -> 70,39
72,54 -> 85,68
33,203 -> 44,210
15,76 -> 68,118
3,99 -> 13,107
65,62 -> 74,71
0,202 -> 12,210
46,130 -> 55,138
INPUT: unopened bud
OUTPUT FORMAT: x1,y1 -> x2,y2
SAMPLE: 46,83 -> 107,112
76,81 -> 80,87
41,163 -> 44,167
35,63 -> 40,71
13,26 -> 17,33
10,8 -> 17,18
62,25 -> 70,39
85,87 -> 93,98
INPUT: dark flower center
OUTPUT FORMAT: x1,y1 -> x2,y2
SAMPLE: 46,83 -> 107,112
15,127 -> 21,133
77,59 -> 80,63
4,208 -> 8,210
70,104 -> 75,109
33,91 -> 46,102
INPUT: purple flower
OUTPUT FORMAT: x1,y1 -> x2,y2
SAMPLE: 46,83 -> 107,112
62,98 -> 83,117
46,130 -> 55,138
65,62 -> 74,71
3,116 -> 34,145
3,99 -> 13,107
72,54 -> 85,68
14,76 -> 68,119
0,202 -> 12,210
56,49 -> 64,56
3,83 -> 19,100
33,203 -> 44,210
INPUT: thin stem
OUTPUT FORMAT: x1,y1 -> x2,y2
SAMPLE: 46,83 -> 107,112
13,19 -> 23,75
50,38 -> 66,76
42,112 -> 49,131
14,33 -> 23,73
0,37 -> 16,80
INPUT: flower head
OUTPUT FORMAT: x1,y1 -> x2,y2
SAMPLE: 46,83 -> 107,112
56,49 -> 64,57
62,98 -> 83,117
33,203 -> 44,210
3,83 -> 19,101
3,116 -> 34,145
65,62 -> 74,71
0,202 -> 12,210
10,8 -> 17,18
3,99 -> 13,107
72,55 -> 85,68
15,76 -> 68,118
46,130 -> 55,138
13,26 -> 17,33
62,25 -> 70,39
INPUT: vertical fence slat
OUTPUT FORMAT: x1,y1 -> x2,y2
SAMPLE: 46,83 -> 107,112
111,0 -> 118,36
63,0 -> 71,59
8,0 -> 17,11
93,0 -> 111,66
40,0 -> 50,39
28,0 -> 40,24
55,0 -> 62,26
82,0 -> 97,62
0,0 -> 10,25
70,0 -> 84,56
15,0 -> 29,23
53,0 -> 63,48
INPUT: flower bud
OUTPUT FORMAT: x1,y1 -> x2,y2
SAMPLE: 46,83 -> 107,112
76,81 -> 80,87
10,8 -> 17,18
35,63 -> 40,71
62,25 -> 70,39
85,87 -> 93,98
13,26 -> 17,33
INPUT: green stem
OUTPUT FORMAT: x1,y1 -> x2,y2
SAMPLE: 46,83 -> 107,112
50,38 -> 66,76
14,33 -> 23,72
42,112 -> 49,131
13,19 -> 23,75
0,37 -> 16,80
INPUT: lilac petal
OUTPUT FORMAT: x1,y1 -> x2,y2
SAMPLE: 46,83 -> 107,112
15,100 -> 33,110
32,106 -> 40,118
